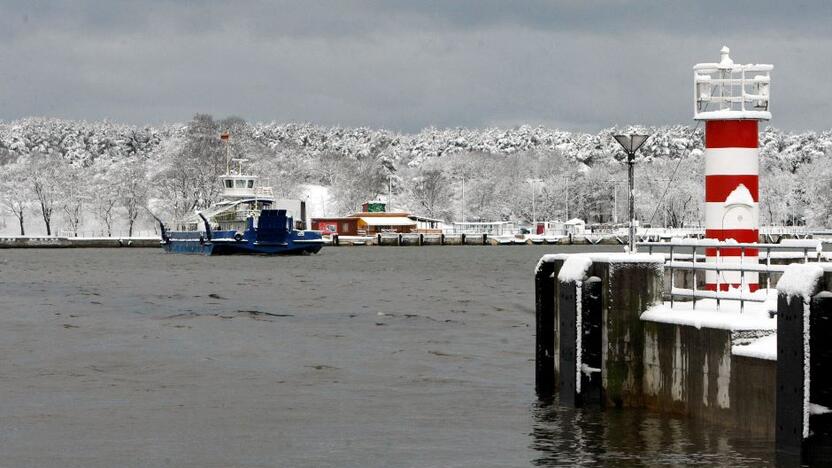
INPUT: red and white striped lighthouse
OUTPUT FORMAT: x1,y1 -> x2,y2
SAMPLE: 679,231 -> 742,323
694,46 -> 772,292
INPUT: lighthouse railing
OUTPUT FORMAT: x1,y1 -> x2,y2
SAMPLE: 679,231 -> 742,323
638,240 -> 823,313
693,58 -> 772,119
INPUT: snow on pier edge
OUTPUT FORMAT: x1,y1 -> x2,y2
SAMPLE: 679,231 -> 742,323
557,255 -> 593,282
776,263 -> 824,301
536,252 -> 664,276
641,296 -> 777,332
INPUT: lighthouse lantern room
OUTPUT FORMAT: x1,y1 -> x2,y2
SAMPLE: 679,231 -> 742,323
693,46 -> 773,292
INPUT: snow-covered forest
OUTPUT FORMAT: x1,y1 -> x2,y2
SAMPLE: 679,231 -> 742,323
1,115 -> 831,236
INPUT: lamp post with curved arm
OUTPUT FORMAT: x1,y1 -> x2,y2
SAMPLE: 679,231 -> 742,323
613,134 -> 650,253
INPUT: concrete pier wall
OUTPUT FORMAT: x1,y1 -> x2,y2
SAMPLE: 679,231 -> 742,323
599,260 -> 664,408
535,254 -> 665,406
640,322 -> 775,437
0,237 -> 159,248
536,253 -> 782,437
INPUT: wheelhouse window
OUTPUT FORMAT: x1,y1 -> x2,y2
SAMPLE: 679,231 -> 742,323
247,180 -> 254,188
235,179 -> 246,188
225,180 -> 233,188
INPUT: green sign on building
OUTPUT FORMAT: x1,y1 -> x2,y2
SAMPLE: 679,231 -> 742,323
366,202 -> 386,213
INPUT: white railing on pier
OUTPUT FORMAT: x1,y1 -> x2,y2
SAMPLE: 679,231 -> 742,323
760,226 -> 812,236
638,227 -> 704,239
636,226 -> 814,241
638,240 -> 825,312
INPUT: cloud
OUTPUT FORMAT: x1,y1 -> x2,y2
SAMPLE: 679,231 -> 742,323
1,1 -> 830,131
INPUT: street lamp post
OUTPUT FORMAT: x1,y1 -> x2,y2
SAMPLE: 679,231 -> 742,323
529,179 -> 540,229
627,154 -> 635,250
461,174 -> 465,223
607,179 -> 621,225
388,174 -> 393,212
613,134 -> 650,253
532,181 -> 536,227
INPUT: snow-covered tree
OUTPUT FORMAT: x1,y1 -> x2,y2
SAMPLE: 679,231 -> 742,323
253,146 -> 302,199
2,117 -> 831,231
115,159 -> 149,237
760,166 -> 795,226
59,162 -> 88,237
800,160 -> 832,226
0,159 -> 31,235
330,156 -> 388,214
90,161 -> 119,236
29,153 -> 62,236
636,157 -> 703,228
406,163 -> 453,219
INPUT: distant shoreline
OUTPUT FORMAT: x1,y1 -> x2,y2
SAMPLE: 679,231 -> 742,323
0,236 -> 159,248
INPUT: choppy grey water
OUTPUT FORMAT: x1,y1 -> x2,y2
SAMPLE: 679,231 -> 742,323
0,246 -> 775,467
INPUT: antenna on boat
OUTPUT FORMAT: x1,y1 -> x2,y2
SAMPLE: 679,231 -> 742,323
221,131 -> 231,175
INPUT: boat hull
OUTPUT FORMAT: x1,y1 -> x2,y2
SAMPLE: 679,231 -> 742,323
163,229 -> 324,256
163,240 -> 323,255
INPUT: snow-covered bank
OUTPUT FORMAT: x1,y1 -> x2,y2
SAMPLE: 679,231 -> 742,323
4,117 -> 832,236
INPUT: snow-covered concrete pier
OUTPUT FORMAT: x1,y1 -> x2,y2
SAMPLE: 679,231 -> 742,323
535,250 -> 832,464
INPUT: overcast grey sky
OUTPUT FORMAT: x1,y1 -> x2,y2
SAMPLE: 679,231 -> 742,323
1,1 -> 830,132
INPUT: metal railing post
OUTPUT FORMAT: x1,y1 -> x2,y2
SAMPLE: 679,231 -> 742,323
656,240 -> 809,309
669,245 -> 675,308
739,246 -> 745,314
716,247 -> 721,310
692,245 -> 697,310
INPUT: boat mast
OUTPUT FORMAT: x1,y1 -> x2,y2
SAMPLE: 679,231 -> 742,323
221,131 -> 230,175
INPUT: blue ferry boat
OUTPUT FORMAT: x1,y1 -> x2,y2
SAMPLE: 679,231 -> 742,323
160,155 -> 324,255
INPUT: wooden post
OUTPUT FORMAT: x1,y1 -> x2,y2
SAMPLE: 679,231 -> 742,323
558,280 -> 578,407
581,276 -> 603,405
535,260 -> 557,400
776,292 -> 805,459
440,233 -> 445,246
805,292 -> 832,464
419,233 -> 424,246
333,234 -> 339,246
778,289 -> 832,464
